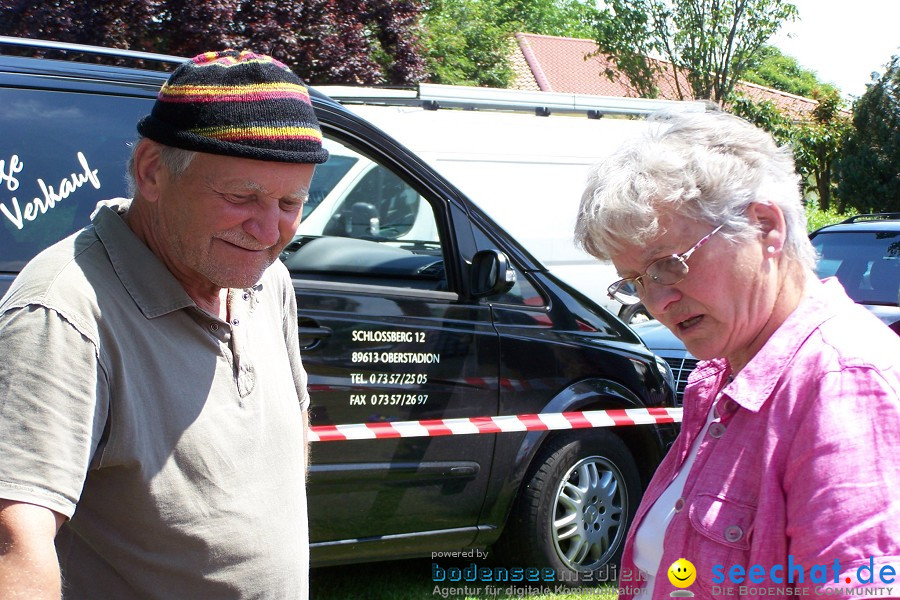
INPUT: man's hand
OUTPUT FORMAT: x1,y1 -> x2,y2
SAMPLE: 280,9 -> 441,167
0,500 -> 65,599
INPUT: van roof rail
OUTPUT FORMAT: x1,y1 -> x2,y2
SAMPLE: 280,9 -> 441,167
839,213 -> 900,223
0,36 -> 184,67
317,83 -> 710,118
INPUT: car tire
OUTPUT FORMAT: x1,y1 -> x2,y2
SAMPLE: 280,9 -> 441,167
619,302 -> 652,324
495,430 -> 642,583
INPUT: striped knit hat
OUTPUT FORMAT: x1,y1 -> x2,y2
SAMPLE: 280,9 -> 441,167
137,50 -> 328,164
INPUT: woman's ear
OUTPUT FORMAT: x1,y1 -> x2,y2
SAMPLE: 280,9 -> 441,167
132,139 -> 165,203
748,201 -> 787,255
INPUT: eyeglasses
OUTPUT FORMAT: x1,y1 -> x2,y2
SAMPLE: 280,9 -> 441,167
607,224 -> 725,305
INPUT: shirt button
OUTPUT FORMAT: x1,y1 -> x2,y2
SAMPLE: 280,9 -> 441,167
242,292 -> 250,301
231,318 -> 240,326
709,422 -> 726,438
674,498 -> 685,512
209,323 -> 219,332
724,525 -> 743,542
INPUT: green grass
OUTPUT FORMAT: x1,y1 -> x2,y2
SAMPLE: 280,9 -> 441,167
310,559 -> 620,600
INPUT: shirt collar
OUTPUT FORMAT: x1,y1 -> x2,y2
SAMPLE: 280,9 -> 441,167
722,278 -> 849,412
92,205 -> 196,319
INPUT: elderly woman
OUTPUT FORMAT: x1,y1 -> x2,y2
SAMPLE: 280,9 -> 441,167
575,111 -> 900,599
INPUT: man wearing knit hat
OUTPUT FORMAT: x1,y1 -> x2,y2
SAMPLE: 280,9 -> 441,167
0,50 -> 328,599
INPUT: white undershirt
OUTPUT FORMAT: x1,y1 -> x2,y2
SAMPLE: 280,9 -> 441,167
632,402 -> 718,598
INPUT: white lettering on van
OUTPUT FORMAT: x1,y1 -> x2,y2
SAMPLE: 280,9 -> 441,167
1,152 -> 101,231
1,155 -> 23,191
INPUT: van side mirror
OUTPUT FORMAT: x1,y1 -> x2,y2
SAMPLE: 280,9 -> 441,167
470,250 -> 516,298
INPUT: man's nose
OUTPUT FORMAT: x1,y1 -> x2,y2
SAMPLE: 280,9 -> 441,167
243,204 -> 281,247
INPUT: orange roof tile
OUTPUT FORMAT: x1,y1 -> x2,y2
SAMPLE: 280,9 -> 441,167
509,36 -> 541,91
511,32 -> 819,119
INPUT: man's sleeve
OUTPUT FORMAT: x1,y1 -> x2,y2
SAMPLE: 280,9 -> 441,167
0,304 -> 107,518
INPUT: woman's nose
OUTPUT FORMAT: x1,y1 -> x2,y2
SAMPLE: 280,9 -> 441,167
640,280 -> 683,316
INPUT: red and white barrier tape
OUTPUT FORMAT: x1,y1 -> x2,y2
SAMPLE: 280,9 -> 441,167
310,407 -> 682,442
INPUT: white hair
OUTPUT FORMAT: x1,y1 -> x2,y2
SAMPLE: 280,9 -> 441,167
125,139 -> 196,197
574,110 -> 817,270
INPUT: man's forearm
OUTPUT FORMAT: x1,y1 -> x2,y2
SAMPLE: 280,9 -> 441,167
0,550 -> 62,599
0,501 -> 63,600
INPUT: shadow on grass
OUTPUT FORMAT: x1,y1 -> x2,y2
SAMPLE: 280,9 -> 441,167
310,558 -> 619,600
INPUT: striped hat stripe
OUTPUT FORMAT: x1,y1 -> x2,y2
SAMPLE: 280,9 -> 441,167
160,90 -> 312,104
192,51 -> 290,70
161,83 -> 310,97
160,84 -> 310,103
192,125 -> 323,142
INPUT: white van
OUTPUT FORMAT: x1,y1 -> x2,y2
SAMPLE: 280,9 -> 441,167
308,84 -> 705,316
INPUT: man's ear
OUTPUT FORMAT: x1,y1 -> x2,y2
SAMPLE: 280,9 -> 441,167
748,201 -> 787,254
132,139 -> 165,203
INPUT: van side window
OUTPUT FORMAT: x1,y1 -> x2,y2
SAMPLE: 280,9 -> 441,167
322,166 -> 418,240
0,88 -> 147,272
284,136 -> 445,291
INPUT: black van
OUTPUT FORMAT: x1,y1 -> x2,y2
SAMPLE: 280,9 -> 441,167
0,38 -> 677,579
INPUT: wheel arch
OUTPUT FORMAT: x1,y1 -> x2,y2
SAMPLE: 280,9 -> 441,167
475,378 -> 670,547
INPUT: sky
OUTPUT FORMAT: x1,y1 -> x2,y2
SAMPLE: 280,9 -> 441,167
769,0 -> 899,99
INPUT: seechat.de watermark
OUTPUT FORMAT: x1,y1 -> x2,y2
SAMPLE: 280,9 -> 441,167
710,555 -> 896,596
712,554 -> 897,595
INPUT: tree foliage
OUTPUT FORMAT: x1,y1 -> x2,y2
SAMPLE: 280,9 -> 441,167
792,89 -> 853,212
492,0 -> 598,39
837,56 -> 900,214
729,94 -> 794,143
0,0 -> 426,85
731,88 -> 851,212
593,0 -> 798,103
742,44 -> 836,98
421,0 -> 516,87
591,1 -> 662,97
421,0 -> 599,87
0,0 -> 157,51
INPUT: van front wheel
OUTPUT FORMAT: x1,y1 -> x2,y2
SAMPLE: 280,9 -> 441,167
497,431 -> 641,583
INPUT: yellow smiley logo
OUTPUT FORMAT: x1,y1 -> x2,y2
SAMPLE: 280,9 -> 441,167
667,558 -> 696,588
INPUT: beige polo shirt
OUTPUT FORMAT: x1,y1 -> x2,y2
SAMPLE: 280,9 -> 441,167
0,207 -> 310,599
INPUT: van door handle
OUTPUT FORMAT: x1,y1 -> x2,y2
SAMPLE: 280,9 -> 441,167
298,326 -> 332,338
297,316 -> 332,350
